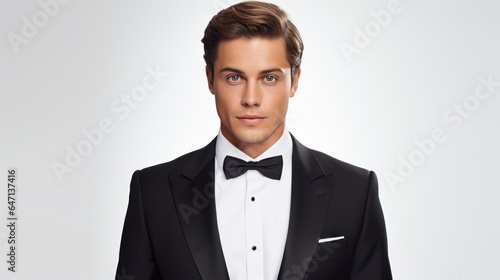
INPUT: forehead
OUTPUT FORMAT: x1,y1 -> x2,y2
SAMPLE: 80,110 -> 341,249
214,37 -> 290,70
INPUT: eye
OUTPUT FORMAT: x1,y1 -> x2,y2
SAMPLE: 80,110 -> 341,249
263,75 -> 277,83
227,75 -> 241,83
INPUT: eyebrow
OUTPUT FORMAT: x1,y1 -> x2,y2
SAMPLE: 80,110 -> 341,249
218,67 -> 286,75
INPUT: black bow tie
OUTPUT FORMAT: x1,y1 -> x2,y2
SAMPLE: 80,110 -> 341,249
223,155 -> 283,180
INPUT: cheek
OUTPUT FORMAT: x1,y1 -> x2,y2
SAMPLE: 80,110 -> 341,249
264,96 -> 289,123
215,92 -> 238,116
270,90 -> 290,112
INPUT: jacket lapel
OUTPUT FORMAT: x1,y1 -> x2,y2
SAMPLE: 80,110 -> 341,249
278,135 -> 336,279
167,135 -> 334,280
168,138 -> 230,280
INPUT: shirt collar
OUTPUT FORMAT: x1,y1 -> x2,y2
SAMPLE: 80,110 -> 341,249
215,127 -> 293,171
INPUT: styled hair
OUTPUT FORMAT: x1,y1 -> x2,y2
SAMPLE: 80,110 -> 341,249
202,1 -> 304,78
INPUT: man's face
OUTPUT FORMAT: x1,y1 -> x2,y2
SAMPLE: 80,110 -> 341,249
206,37 -> 300,157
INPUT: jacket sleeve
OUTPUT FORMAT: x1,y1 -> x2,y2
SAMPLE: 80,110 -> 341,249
350,171 -> 393,280
116,170 -> 161,280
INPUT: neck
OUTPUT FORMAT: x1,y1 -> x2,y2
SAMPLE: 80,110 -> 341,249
221,125 -> 285,159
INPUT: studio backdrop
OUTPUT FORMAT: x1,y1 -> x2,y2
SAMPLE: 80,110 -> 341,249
1,0 -> 499,279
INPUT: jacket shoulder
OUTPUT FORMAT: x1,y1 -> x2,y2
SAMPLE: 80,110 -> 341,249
310,148 -> 371,180
291,133 -> 372,181
137,138 -> 216,180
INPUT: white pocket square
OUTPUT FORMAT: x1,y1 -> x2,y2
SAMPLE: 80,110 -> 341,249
318,236 -> 345,243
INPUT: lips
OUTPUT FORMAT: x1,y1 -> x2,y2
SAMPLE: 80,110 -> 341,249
236,115 -> 265,125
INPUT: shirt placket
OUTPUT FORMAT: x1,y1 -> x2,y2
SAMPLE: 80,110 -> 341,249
245,170 -> 264,280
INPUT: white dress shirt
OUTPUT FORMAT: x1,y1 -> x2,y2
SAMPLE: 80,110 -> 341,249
214,128 -> 293,280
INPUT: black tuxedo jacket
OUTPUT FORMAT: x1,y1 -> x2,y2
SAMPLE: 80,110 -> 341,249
116,135 -> 392,280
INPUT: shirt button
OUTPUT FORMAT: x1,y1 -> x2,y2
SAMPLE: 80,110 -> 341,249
252,246 -> 257,251
251,197 -> 255,202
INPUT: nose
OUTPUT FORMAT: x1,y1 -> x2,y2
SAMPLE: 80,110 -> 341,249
241,81 -> 261,107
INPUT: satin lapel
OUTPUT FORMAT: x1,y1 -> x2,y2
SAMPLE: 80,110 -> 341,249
278,136 -> 336,280
169,138 -> 230,280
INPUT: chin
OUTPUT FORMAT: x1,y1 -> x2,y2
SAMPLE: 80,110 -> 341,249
230,126 -> 271,143
235,132 -> 268,144
222,121 -> 283,147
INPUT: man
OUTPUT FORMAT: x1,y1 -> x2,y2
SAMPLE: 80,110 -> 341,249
116,1 -> 392,279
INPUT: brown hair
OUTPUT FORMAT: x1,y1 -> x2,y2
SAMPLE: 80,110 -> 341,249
202,1 -> 304,78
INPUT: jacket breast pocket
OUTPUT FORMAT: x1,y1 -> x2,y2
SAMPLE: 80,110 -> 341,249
313,236 -> 349,261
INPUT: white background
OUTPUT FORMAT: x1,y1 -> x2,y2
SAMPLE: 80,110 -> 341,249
1,0 -> 499,279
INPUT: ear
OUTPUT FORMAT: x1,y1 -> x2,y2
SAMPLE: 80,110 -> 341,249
206,66 -> 215,94
290,68 -> 301,97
